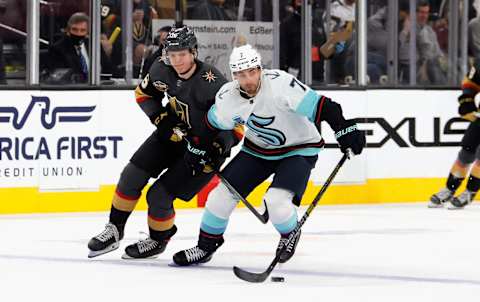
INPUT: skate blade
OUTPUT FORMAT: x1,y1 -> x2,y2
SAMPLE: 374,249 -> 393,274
447,205 -> 465,210
121,253 -> 159,260
88,242 -> 119,258
427,203 -> 444,208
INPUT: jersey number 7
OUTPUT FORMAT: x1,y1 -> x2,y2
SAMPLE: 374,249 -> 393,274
290,77 -> 306,91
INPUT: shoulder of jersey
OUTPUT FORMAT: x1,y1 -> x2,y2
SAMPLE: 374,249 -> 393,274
263,69 -> 290,81
199,63 -> 227,85
216,81 -> 238,101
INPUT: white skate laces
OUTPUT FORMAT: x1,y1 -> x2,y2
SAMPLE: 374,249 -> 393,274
96,223 -> 119,243
136,235 -> 160,254
185,246 -> 208,262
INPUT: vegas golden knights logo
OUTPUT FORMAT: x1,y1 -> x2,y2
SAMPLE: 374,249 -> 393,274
168,96 -> 191,128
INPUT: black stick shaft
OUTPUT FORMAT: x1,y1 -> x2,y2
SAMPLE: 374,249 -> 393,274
217,174 -> 269,224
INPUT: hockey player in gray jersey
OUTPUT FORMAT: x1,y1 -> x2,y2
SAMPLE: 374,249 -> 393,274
172,44 -> 365,266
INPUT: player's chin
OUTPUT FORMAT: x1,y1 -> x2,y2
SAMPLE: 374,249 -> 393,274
173,65 -> 187,74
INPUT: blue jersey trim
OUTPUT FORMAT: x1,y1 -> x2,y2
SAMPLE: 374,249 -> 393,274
207,105 -> 232,130
295,89 -> 320,122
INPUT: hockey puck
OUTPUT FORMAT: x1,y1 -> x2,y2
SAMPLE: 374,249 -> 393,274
271,276 -> 285,282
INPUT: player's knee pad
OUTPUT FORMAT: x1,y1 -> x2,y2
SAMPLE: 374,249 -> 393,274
117,162 -> 151,197
460,120 -> 480,152
205,182 -> 238,219
264,188 -> 295,225
146,182 -> 175,213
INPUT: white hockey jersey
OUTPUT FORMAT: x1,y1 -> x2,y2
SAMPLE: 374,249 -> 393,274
207,69 -> 326,160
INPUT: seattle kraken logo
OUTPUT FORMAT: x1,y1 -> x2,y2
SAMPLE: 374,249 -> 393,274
246,114 -> 286,146
0,96 -> 96,130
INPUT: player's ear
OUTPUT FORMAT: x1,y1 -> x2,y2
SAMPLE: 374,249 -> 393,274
191,48 -> 198,59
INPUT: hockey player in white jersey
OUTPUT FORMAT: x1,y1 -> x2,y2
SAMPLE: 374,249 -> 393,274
172,44 -> 365,266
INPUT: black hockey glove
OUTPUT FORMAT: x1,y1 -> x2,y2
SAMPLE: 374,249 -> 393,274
184,137 -> 226,176
458,94 -> 478,121
334,119 -> 366,155
150,106 -> 187,142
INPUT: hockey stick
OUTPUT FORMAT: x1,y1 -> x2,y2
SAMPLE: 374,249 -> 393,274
180,131 -> 268,224
217,174 -> 269,224
233,152 -> 349,283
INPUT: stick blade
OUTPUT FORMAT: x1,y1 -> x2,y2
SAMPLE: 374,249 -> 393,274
233,266 -> 269,283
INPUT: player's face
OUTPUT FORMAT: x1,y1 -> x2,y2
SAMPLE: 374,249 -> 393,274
234,67 -> 261,96
168,49 -> 195,74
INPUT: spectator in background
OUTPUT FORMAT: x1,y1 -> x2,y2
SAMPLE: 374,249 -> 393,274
280,0 -> 326,82
398,0 -> 411,83
47,12 -> 114,84
469,0 -> 480,59
141,25 -> 171,78
101,0 -> 124,76
324,0 -> 356,84
150,0 -> 186,19
133,3 -> 149,66
134,0 -> 157,23
416,0 -> 447,85
190,0 -> 234,20
364,6 -> 388,84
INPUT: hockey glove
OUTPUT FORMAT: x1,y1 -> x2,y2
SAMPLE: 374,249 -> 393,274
335,119 -> 366,155
150,106 -> 187,142
184,138 -> 226,176
458,94 -> 478,122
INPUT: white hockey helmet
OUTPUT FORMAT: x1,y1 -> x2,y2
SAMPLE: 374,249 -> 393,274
229,44 -> 262,74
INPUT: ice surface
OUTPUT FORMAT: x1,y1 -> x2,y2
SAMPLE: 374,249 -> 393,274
1,203 -> 480,302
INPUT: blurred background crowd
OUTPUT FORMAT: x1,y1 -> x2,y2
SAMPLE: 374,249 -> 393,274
0,0 -> 476,87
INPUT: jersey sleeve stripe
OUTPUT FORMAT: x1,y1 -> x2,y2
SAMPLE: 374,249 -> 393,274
315,96 -> 327,124
294,89 -> 321,122
462,78 -> 480,93
135,86 -> 152,103
204,114 -> 216,131
207,105 -> 232,130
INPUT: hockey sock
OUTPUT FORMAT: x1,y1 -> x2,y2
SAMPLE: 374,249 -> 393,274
272,210 -> 298,235
467,162 -> 480,193
148,212 -> 175,233
149,225 -> 177,242
200,208 -> 229,235
446,173 -> 464,192
264,188 -> 298,235
466,175 -> 480,193
109,205 -> 131,232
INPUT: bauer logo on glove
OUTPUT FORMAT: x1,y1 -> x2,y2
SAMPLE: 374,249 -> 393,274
335,120 -> 366,155
335,124 -> 358,139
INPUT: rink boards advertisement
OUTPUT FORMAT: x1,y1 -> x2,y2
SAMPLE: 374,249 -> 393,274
0,89 -> 469,214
